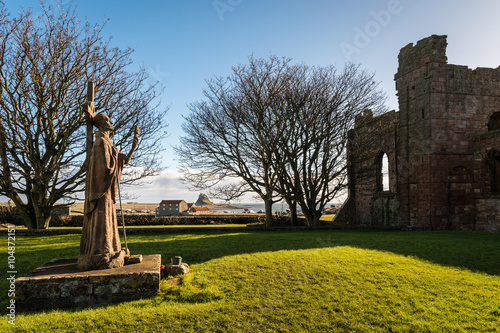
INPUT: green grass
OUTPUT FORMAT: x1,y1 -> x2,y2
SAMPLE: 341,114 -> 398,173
34,224 -> 249,230
1,230 -> 500,332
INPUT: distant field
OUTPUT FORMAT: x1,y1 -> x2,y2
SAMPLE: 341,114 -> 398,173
0,202 -> 158,211
1,202 -> 335,222
68,202 -> 158,215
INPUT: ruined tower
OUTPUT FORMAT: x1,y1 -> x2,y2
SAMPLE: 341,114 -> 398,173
336,35 -> 500,231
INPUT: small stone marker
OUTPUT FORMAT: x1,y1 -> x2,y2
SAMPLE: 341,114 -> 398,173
164,263 -> 190,276
125,254 -> 143,264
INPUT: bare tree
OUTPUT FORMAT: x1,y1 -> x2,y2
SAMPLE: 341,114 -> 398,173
176,56 -> 293,226
0,2 -> 168,229
177,55 -> 385,227
276,63 -> 386,226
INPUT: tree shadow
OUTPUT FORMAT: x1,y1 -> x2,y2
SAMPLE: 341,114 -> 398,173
127,230 -> 500,276
4,230 -> 499,315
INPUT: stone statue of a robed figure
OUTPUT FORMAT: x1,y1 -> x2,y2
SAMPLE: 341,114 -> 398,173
77,82 -> 139,271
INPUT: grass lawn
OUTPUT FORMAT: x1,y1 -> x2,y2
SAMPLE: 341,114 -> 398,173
10,224 -> 249,230
1,230 -> 499,332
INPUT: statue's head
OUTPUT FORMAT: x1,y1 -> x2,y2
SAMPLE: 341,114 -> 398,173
93,113 -> 114,131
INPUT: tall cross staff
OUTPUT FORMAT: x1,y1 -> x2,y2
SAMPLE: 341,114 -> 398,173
84,81 -> 95,166
83,82 -> 95,218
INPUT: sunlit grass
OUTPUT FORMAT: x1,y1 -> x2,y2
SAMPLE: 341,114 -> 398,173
7,224 -> 248,231
320,213 -> 336,221
1,230 -> 499,332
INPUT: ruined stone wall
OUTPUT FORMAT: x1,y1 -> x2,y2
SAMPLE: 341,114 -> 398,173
476,199 -> 500,232
336,35 -> 500,232
395,35 -> 500,230
474,131 -> 500,232
341,110 -> 399,226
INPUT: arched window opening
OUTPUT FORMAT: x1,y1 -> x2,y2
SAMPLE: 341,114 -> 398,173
488,112 -> 500,131
376,152 -> 390,192
493,161 -> 500,194
382,153 -> 390,191
488,149 -> 500,194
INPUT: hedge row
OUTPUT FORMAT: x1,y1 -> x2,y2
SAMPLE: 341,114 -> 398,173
0,206 -> 24,225
1,207 -> 306,227
49,214 -> 268,227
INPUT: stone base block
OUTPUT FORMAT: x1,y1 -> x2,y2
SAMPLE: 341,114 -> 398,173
15,254 -> 161,312
77,248 -> 129,271
164,263 -> 189,276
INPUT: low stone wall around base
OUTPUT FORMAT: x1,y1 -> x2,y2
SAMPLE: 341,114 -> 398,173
15,254 -> 161,312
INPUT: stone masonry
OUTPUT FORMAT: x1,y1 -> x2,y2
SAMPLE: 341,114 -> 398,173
336,35 -> 500,231
16,254 -> 161,311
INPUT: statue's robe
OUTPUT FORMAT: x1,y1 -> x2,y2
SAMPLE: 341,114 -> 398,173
77,132 -> 128,270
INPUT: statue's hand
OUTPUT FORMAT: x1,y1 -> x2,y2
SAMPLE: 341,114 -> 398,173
82,102 -> 95,124
125,125 -> 140,164
133,125 -> 140,147
83,101 -> 94,115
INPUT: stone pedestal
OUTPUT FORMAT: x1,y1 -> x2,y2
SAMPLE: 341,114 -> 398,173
15,254 -> 160,312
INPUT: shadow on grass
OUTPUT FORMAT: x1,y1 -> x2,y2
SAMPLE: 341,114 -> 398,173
127,230 -> 500,276
3,230 -> 499,315
9,231 -> 500,278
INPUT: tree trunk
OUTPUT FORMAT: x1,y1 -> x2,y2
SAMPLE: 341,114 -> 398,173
264,198 -> 273,227
290,203 -> 298,225
311,210 -> 322,226
15,203 -> 36,229
27,214 -> 51,230
285,198 -> 298,225
34,208 -> 52,230
302,207 -> 322,227
13,202 -> 52,230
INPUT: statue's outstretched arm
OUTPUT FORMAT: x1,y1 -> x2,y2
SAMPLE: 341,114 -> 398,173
124,125 -> 139,164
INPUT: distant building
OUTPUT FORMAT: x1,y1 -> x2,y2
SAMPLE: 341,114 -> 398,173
188,206 -> 210,214
156,200 -> 188,216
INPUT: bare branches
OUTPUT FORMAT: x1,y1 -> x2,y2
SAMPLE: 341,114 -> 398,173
275,63 -> 386,225
177,56 -> 292,226
178,55 -> 386,226
0,2 -> 168,229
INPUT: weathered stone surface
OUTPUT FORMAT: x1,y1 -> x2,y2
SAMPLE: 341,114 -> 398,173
336,35 -> 500,232
476,199 -> 500,232
370,192 -> 400,227
125,254 -> 143,264
15,254 -> 160,312
164,263 -> 190,276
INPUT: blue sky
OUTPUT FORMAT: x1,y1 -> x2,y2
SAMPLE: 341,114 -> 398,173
4,0 -> 500,203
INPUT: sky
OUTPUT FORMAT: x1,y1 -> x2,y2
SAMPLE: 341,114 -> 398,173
4,0 -> 500,204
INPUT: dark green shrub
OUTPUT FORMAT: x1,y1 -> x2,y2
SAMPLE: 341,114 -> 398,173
49,214 -> 266,227
0,205 -> 24,225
